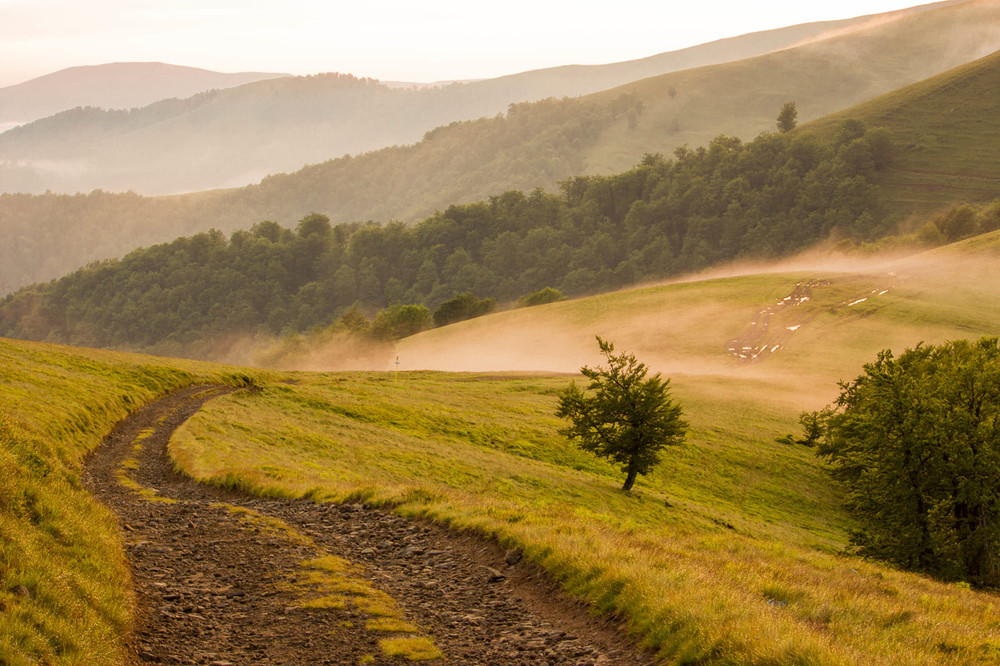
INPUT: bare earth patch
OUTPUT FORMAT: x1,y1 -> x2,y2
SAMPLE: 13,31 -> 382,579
83,385 -> 655,665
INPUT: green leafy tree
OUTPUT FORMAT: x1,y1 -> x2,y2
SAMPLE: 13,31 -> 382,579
334,304 -> 371,336
517,286 -> 566,308
371,304 -> 431,341
777,101 -> 798,133
556,337 -> 687,491
432,292 -> 496,327
816,338 -> 1000,586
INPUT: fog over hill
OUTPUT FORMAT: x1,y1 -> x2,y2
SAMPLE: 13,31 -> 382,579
1,0 -> 998,298
0,4 -> 938,196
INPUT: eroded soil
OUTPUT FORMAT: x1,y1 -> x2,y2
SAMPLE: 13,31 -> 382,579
83,385 -> 654,665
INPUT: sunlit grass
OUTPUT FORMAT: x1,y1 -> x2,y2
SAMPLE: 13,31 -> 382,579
116,427 -> 177,504
172,368 -> 1000,663
378,636 -> 444,661
3,234 -> 999,663
0,338 -> 264,664
171,237 -> 1000,664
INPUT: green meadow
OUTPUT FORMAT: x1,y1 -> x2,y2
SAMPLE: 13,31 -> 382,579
169,235 -> 1000,663
3,233 -> 1000,663
806,49 -> 1000,216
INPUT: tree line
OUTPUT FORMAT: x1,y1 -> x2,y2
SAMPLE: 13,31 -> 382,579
0,121 -> 895,354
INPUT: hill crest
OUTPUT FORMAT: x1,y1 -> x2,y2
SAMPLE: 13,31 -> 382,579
0,62 -> 289,127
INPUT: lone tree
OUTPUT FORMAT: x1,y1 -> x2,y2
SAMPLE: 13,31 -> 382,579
776,101 -> 798,133
556,337 -> 687,491
814,337 -> 1000,586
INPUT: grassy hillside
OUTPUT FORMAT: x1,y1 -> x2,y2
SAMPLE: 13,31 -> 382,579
3,232 -> 1000,663
164,232 -> 1000,663
0,10 -> 895,197
805,48 -> 1000,217
0,339 -> 261,664
396,231 -> 1000,381
4,1 -> 1000,296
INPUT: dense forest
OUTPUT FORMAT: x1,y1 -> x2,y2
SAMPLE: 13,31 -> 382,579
0,122 -> 897,353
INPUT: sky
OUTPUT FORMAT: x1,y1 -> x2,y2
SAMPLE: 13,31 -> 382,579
0,0 -> 939,87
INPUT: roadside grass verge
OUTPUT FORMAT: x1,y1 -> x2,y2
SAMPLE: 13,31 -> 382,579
172,369 -> 1000,664
0,338 -> 264,665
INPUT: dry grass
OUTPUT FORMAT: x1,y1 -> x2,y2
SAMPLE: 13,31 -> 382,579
0,338 -> 262,664
170,236 -> 1000,663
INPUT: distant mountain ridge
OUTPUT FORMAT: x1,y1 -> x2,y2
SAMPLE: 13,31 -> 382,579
0,5 -> 945,196
1,0 -> 998,297
0,62 -> 289,126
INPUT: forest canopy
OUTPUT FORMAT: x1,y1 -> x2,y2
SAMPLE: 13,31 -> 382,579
1,122 -> 895,353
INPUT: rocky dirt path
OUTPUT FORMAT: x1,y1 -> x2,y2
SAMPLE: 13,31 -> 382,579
83,385 -> 655,665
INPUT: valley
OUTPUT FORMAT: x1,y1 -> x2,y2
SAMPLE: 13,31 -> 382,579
3,2 -> 1000,296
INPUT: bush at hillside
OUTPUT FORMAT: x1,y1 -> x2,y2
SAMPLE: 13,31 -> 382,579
815,337 -> 1000,587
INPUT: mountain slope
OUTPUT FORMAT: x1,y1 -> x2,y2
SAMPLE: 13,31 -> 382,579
168,231 -> 1000,664
2,1 -> 1000,296
805,48 -> 1000,216
396,231 -> 1000,381
0,125 -> 894,353
0,2 -> 959,196
0,62 -> 288,126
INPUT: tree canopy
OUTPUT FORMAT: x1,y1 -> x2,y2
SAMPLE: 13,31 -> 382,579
815,337 -> 1000,586
556,337 -> 687,491
777,101 -> 798,133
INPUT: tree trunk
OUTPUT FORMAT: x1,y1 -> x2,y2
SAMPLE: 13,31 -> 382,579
622,467 -> 638,492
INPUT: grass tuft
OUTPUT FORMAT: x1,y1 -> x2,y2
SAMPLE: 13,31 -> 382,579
378,636 -> 443,661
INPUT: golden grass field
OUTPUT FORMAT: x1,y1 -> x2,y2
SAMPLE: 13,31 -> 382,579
168,233 -> 1000,663
0,342 -> 262,664
3,232 -> 1000,663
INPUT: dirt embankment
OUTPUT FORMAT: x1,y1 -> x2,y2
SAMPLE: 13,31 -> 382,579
83,385 -> 654,665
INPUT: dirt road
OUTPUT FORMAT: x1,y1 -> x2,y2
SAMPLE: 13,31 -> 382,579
83,385 -> 653,665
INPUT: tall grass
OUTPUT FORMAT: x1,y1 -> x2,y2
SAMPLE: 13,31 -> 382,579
171,238 -> 1000,663
0,339 -> 261,664
172,370 -> 1000,663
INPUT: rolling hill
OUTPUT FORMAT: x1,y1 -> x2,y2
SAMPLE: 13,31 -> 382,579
0,6 -> 926,196
395,231 -> 1000,382
805,48 -> 1000,217
6,229 -> 998,662
0,62 -> 288,128
2,0 -> 1000,299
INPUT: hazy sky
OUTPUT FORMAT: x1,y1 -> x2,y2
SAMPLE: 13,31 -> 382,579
1,0 -> 937,87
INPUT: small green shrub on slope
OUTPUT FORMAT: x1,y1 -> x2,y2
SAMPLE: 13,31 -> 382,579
556,337 -> 687,491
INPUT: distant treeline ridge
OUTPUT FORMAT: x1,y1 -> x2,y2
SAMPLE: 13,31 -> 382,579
0,122 -> 897,353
